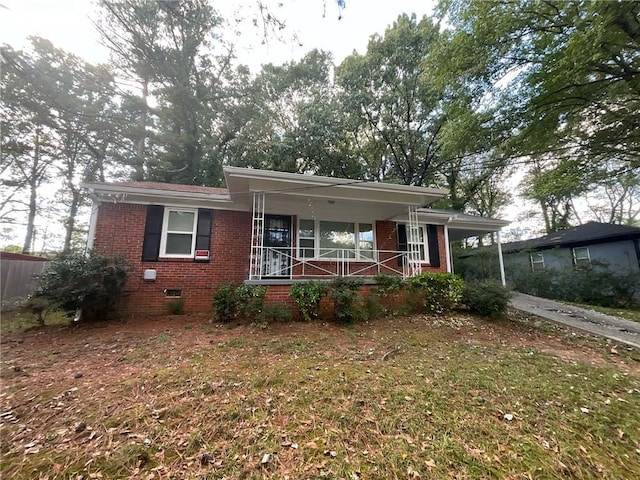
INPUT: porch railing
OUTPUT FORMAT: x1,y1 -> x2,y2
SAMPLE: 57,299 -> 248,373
249,246 -> 421,280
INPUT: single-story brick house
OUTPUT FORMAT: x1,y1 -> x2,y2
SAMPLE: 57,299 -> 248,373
83,167 -> 509,315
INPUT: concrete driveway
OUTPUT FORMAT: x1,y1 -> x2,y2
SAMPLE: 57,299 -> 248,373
510,292 -> 640,350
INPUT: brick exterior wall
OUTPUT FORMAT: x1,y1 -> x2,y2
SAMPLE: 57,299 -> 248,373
92,202 -> 251,316
376,220 -> 447,274
92,203 -> 448,316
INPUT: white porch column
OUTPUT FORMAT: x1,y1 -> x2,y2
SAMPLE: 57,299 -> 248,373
407,205 -> 421,277
250,192 -> 265,280
444,223 -> 452,273
497,230 -> 506,286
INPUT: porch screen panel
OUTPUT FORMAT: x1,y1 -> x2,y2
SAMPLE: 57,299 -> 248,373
319,221 -> 355,258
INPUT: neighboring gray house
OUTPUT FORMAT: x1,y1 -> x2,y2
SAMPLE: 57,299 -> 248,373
502,222 -> 640,274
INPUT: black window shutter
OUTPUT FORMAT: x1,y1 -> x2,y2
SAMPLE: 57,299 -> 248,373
142,205 -> 164,262
427,224 -> 440,268
397,223 -> 407,266
195,209 -> 213,255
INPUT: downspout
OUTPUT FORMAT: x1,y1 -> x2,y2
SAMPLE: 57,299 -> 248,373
85,196 -> 100,253
77,192 -> 100,323
497,230 -> 506,287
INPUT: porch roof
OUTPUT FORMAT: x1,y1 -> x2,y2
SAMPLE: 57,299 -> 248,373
392,208 -> 511,241
223,167 -> 448,221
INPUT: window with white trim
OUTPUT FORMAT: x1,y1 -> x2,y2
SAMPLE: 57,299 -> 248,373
530,252 -> 545,271
298,220 -> 375,260
572,246 -> 591,269
407,225 -> 428,262
299,219 -> 315,258
160,209 -> 198,257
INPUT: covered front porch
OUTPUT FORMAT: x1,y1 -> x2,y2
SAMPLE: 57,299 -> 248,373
223,167 -> 509,284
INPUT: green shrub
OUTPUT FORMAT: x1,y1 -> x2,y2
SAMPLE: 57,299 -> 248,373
212,283 -> 238,323
462,280 -> 513,318
166,299 -> 185,315
236,284 -> 267,321
289,281 -> 327,321
509,267 -> 557,299
373,273 -> 404,294
33,251 -> 129,322
453,248 -> 502,282
509,263 -> 640,308
260,303 -> 292,324
19,296 -> 57,326
328,277 -> 363,324
406,272 -> 464,314
371,273 -> 407,317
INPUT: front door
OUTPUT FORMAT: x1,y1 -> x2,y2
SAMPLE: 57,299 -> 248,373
262,215 -> 292,278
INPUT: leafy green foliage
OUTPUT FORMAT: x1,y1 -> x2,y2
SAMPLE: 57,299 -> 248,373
406,272 -> 465,314
328,277 -> 364,324
373,273 -> 404,294
1,38 -> 121,252
258,303 -> 293,328
462,280 -> 512,318
235,284 -> 267,321
370,274 -> 410,317
18,296 -> 57,326
33,251 -> 129,322
289,281 -> 327,322
212,283 -> 238,323
437,0 -> 640,228
453,247 -> 502,282
166,299 -> 185,315
509,263 -> 640,308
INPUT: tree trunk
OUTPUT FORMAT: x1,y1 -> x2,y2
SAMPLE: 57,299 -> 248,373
63,187 -> 80,253
133,78 -> 149,181
22,131 -> 40,254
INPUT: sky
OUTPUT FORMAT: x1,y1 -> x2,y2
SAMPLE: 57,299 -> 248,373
1,0 -> 452,251
0,0 -> 437,68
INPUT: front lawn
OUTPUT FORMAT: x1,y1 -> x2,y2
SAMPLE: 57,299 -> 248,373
1,313 -> 639,479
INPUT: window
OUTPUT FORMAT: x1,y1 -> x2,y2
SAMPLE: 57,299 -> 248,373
160,209 -> 197,257
298,220 -> 375,260
299,219 -> 315,258
407,225 -> 428,262
530,252 -> 545,271
358,223 -> 374,259
572,246 -> 591,269
319,221 -> 355,258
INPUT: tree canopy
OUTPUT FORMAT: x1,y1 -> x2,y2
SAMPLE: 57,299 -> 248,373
1,0 -> 639,252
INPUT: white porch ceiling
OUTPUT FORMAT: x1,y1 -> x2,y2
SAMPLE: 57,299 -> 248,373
223,166 -> 447,221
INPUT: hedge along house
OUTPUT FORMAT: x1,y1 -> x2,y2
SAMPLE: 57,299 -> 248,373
83,167 -> 509,315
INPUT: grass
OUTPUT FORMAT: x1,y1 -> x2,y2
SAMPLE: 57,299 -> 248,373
1,314 -> 639,479
570,303 -> 640,324
0,309 -> 71,333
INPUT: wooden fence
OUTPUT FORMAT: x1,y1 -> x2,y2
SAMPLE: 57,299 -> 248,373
0,252 -> 49,310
